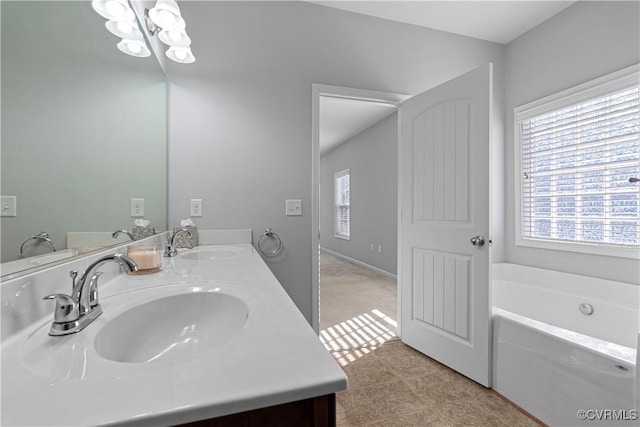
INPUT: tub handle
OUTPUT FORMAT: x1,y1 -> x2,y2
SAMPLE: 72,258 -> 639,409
470,235 -> 485,247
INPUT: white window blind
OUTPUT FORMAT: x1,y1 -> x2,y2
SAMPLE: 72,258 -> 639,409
334,169 -> 350,239
516,70 -> 639,256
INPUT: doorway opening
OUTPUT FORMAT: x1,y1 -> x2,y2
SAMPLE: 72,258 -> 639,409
311,85 -> 409,360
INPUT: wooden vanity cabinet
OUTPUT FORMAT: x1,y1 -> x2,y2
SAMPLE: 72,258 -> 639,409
178,393 -> 336,427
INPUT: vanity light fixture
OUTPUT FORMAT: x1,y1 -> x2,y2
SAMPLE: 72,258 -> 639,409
158,28 -> 191,48
105,19 -> 144,41
92,0 -> 134,21
117,39 -> 151,58
166,46 -> 195,64
148,0 -> 186,31
145,0 -> 196,64
92,0 -> 151,58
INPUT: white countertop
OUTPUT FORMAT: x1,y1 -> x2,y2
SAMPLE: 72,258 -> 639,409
1,244 -> 347,426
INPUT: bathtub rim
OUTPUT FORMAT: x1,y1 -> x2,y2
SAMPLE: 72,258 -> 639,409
493,307 -> 637,366
492,262 -> 639,309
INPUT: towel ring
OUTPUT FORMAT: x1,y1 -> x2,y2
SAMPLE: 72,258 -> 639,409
20,231 -> 57,258
258,228 -> 282,256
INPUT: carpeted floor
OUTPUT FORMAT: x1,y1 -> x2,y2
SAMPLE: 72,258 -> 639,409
320,250 -> 398,351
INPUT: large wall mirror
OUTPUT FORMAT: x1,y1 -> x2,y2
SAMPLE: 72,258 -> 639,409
1,1 -> 167,278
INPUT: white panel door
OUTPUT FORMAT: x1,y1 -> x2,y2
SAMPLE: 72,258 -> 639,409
399,64 -> 493,386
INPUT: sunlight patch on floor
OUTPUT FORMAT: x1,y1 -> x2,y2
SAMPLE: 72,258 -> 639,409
320,309 -> 398,366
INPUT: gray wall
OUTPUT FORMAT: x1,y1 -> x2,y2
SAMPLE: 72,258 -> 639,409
1,1 -> 167,263
320,113 -> 398,275
504,1 -> 640,284
166,1 -> 504,322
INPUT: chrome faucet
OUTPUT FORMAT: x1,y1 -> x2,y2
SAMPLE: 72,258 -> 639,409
164,228 -> 193,257
43,254 -> 138,336
112,229 -> 134,240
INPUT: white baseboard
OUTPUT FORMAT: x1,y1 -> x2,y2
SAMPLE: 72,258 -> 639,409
320,247 -> 397,280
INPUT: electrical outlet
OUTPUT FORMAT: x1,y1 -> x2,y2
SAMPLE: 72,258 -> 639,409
131,198 -> 144,217
370,243 -> 374,251
1,196 -> 16,217
378,245 -> 382,253
190,199 -> 203,217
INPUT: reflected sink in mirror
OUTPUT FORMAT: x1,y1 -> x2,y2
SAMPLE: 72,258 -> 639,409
94,292 -> 249,364
179,246 -> 248,261
0,249 -> 79,277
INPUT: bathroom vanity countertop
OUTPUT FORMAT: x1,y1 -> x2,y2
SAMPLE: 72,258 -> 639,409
1,244 -> 348,426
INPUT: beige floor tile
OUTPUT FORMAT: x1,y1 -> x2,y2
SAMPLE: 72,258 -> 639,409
384,408 -> 451,427
374,342 -> 449,379
406,368 -> 486,406
343,354 -> 401,387
467,392 -> 544,427
362,380 -> 430,418
337,387 -> 385,426
351,421 -> 389,427
433,400 -> 508,427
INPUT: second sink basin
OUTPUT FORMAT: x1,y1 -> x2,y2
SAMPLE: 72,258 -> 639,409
94,291 -> 249,364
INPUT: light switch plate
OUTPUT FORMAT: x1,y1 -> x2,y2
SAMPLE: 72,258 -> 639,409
1,196 -> 16,217
286,199 -> 302,216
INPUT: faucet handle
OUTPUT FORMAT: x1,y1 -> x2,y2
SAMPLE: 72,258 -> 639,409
88,271 -> 104,309
43,294 -> 79,323
69,270 -> 78,292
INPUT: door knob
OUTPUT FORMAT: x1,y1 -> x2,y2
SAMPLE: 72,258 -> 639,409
470,236 -> 485,247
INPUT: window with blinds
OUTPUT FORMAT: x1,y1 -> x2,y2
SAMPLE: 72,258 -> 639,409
334,169 -> 350,239
515,66 -> 639,257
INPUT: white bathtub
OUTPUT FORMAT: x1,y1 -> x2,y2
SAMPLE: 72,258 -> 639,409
492,263 -> 639,427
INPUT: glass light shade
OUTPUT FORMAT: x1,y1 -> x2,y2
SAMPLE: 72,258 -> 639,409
158,29 -> 191,47
117,39 -> 151,57
92,0 -> 135,21
166,46 -> 195,64
106,20 -> 143,40
149,0 -> 186,31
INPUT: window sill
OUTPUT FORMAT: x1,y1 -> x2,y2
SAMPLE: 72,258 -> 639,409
516,237 -> 640,259
334,234 -> 350,241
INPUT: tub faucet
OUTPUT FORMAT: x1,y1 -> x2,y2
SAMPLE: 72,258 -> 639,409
112,229 -> 134,240
43,253 -> 138,336
164,228 -> 193,257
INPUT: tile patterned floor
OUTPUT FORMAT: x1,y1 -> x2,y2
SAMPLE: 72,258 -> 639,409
320,251 -> 544,427
332,341 -> 543,427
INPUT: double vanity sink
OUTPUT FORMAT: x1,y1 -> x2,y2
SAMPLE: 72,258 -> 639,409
2,243 -> 347,426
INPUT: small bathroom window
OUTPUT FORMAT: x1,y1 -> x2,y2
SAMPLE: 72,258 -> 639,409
334,169 -> 350,240
515,65 -> 639,258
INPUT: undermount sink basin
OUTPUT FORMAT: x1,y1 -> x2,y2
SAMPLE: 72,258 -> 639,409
94,292 -> 249,364
180,246 -> 246,261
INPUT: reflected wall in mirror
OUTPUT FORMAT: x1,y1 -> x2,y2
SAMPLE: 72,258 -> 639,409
1,1 -> 167,277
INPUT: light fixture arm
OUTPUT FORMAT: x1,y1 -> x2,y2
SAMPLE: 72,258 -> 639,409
144,8 -> 160,36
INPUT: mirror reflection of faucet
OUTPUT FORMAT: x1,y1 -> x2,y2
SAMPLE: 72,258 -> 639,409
164,228 -> 193,257
42,254 -> 138,336
112,229 -> 134,241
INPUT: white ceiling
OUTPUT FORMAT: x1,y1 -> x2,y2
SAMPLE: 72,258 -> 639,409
318,1 -> 576,154
320,97 -> 397,155
312,1 -> 575,44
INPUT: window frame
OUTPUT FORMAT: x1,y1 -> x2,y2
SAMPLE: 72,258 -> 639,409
334,168 -> 351,240
514,64 -> 640,259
